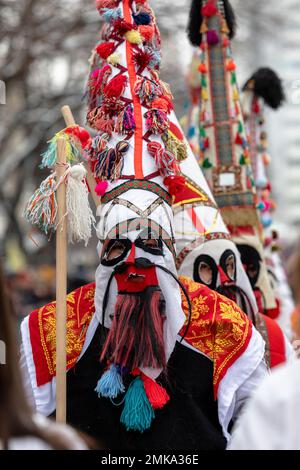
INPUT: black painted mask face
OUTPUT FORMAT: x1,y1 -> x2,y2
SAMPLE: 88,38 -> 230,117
193,250 -> 237,289
194,255 -> 218,289
237,244 -> 261,289
220,250 -> 236,282
101,229 -> 164,268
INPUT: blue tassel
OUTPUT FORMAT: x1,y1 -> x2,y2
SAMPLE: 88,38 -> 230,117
120,377 -> 154,433
95,364 -> 125,399
188,127 -> 196,139
148,47 -> 161,69
261,213 -> 272,228
40,139 -> 57,169
102,7 -> 121,23
133,12 -> 151,25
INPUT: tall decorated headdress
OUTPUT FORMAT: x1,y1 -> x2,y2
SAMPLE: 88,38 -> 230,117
242,68 -> 294,335
83,0 -> 193,432
173,122 -> 258,319
186,0 -> 277,314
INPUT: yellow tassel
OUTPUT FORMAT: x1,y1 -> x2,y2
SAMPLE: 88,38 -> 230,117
162,131 -> 188,162
202,88 -> 209,101
200,21 -> 208,34
221,19 -> 230,34
107,53 -> 121,65
125,30 -> 142,45
233,88 -> 239,102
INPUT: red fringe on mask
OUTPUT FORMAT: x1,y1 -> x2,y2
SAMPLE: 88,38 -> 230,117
101,290 -> 166,371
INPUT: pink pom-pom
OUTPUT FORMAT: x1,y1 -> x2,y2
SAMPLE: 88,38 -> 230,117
95,180 -> 109,197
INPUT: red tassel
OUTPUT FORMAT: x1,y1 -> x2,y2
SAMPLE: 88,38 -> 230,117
138,25 -> 155,42
223,38 -> 230,48
164,175 -> 186,196
235,133 -> 243,145
202,2 -> 218,17
104,74 -> 128,98
64,126 -> 91,149
226,60 -> 236,71
95,180 -> 109,197
252,99 -> 260,114
151,97 -> 173,114
134,49 -> 152,71
96,42 -> 116,60
204,136 -> 210,149
198,63 -> 207,74
113,19 -> 137,35
96,0 -> 117,10
142,375 -> 170,410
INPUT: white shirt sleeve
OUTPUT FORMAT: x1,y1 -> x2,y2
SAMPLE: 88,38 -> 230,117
228,361 -> 300,450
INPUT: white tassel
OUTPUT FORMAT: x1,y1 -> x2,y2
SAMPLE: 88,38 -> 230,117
66,164 -> 96,246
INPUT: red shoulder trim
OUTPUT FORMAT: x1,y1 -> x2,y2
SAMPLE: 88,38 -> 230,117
179,276 -> 253,399
263,315 -> 286,368
28,283 -> 95,387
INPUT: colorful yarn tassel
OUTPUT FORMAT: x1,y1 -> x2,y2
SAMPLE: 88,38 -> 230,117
134,76 -> 161,106
24,174 -> 57,235
94,141 -> 129,181
162,131 -> 188,162
101,7 -> 121,23
65,165 -> 95,246
95,364 -> 125,399
40,132 -> 79,169
120,376 -> 154,433
147,141 -> 176,176
145,109 -> 169,135
115,104 -> 136,134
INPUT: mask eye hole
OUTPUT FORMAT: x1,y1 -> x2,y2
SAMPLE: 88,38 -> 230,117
220,250 -> 236,282
106,241 -> 126,261
145,238 -> 159,248
194,255 -> 218,289
199,262 -> 213,285
135,230 -> 163,256
101,239 -> 131,266
247,264 -> 259,280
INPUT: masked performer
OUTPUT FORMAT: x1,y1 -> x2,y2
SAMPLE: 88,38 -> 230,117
20,0 -> 267,451
184,0 -> 295,367
242,68 -> 294,338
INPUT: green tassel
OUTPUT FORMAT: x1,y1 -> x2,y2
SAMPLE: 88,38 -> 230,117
201,76 -> 207,88
238,121 -> 244,134
200,127 -> 206,138
202,158 -> 213,169
120,377 -> 154,433
231,72 -> 237,85
239,154 -> 246,165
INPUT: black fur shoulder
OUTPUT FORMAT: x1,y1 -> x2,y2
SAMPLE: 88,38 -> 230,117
243,68 -> 285,109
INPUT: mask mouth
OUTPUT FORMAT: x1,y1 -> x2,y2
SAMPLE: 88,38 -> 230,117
127,272 -> 146,283
102,260 -> 193,342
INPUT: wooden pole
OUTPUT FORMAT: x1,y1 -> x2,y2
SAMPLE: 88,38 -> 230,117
61,105 -> 100,208
55,138 -> 67,424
